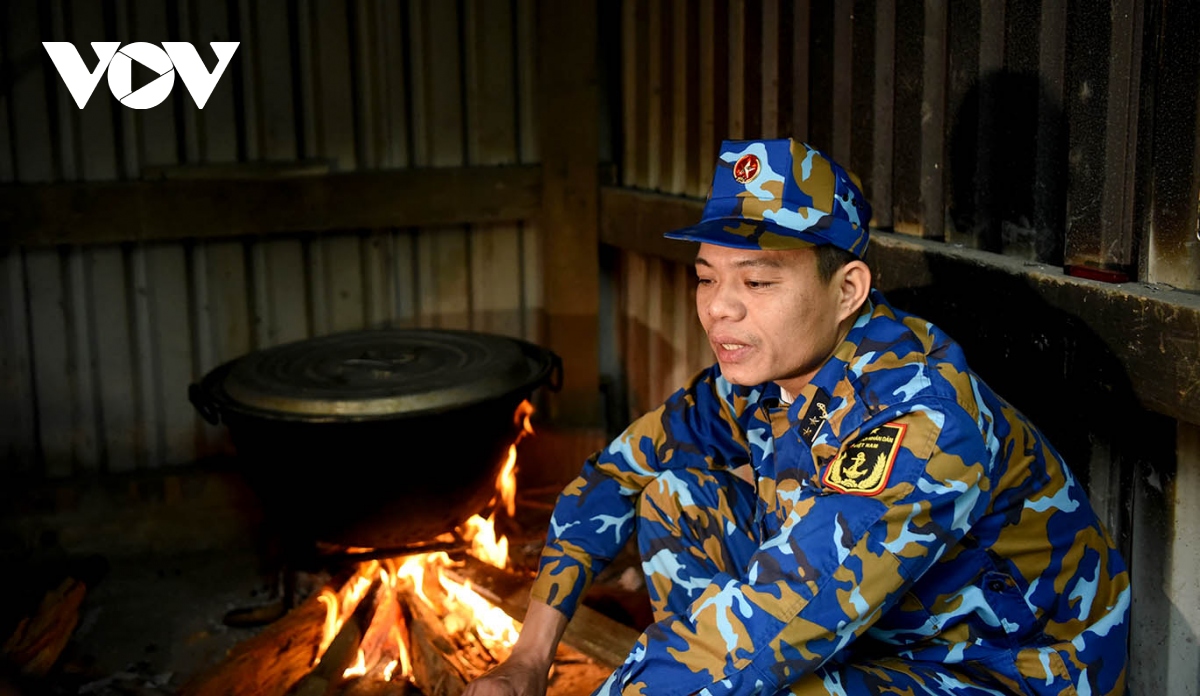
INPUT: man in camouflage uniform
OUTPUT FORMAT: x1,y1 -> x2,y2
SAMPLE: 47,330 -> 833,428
464,139 -> 1130,696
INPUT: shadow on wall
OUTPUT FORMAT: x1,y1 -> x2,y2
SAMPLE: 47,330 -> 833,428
947,69 -> 1067,264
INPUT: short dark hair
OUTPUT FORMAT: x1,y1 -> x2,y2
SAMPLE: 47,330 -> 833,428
815,244 -> 859,284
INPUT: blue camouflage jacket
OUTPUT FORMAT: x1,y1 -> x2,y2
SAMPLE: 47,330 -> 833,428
530,290 -> 1129,696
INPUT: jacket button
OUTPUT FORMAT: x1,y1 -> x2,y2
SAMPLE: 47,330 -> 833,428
988,580 -> 1006,592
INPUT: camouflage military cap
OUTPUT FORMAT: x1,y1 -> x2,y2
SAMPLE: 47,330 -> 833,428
664,138 -> 872,258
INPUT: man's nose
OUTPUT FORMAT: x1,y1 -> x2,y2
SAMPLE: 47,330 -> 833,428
703,282 -> 744,321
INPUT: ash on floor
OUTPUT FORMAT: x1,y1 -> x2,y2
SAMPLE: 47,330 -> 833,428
1,548 -> 281,695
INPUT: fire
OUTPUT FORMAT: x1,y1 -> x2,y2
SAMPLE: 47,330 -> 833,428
310,400 -> 536,688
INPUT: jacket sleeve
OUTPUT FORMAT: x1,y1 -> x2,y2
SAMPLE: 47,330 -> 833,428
596,399 -> 994,696
529,367 -> 757,619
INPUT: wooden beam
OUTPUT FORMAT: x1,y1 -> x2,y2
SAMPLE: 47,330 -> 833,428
598,186 -> 1200,426
538,0 -> 602,430
0,165 -> 542,248
598,186 -> 699,266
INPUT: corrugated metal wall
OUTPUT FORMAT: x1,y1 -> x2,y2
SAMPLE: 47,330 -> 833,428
607,1 -> 1200,692
0,0 -> 544,476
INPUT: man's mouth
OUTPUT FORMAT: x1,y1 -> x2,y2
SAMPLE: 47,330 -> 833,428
712,338 -> 754,362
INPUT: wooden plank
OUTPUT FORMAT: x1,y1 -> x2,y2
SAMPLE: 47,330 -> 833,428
626,0 -> 650,188
539,0 -> 601,427
417,232 -> 470,330
970,0 -> 1004,250
806,0 -> 833,151
322,233 -> 365,333
361,231 -> 396,329
871,0 -> 895,229
255,239 -> 309,348
697,0 -> 729,198
7,0 -> 56,182
351,0 -> 380,169
645,257 -> 666,406
0,250 -> 37,472
303,236 -> 329,336
190,0 -> 239,163
390,230 -> 419,328
186,243 -> 222,457
470,225 -> 523,337
1033,0 -> 1067,264
761,0 -> 781,138
143,244 -> 197,466
521,220 -> 544,344
727,0 -> 746,139
296,0 -> 320,162
830,0 -> 853,163
46,1 -> 77,182
672,0 -> 694,193
697,0 -> 715,179
86,248 -> 140,473
943,0 -> 979,247
849,0 -> 875,195
414,0 -> 465,168
1062,3 -> 1113,272
234,0 -> 259,161
516,0 -> 538,164
465,0 -> 524,338
378,0 -> 410,168
25,250 -> 74,476
670,262 -> 697,391
64,248 -> 99,472
0,18 -> 15,182
127,0 -> 179,171
919,0 -> 947,240
312,0 -> 357,170
1142,0 -> 1199,289
1163,423 -> 1200,691
464,0 -> 518,167
0,165 -> 544,247
646,0 -> 666,192
623,252 -> 650,417
792,0 -> 811,141
251,0 -> 299,160
409,0 -> 470,331
128,247 -> 163,468
599,187 -> 701,266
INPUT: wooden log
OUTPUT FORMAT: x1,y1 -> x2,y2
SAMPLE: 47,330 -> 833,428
1,577 -> 86,677
449,557 -> 639,671
401,592 -> 468,696
179,569 -> 371,696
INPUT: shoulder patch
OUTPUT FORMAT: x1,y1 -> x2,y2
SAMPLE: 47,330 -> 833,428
822,422 -> 907,496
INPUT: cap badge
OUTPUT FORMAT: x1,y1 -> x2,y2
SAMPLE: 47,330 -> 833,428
732,154 -> 761,184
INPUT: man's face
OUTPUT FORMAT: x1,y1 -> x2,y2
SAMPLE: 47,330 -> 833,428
694,243 -> 846,394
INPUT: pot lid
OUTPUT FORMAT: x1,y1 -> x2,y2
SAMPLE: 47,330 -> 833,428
201,329 -> 557,420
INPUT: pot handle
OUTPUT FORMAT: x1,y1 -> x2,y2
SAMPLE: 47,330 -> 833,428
547,352 -> 564,392
189,383 -> 222,425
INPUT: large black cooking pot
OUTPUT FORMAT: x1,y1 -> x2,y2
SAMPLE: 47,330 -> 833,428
189,329 -> 561,550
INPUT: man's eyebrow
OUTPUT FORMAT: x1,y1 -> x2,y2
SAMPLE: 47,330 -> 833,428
694,255 -> 786,269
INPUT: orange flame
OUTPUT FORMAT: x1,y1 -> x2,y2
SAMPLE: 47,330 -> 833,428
312,400 -> 534,687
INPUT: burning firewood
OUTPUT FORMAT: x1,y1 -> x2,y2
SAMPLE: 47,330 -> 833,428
178,567 -> 375,696
1,577 -> 87,677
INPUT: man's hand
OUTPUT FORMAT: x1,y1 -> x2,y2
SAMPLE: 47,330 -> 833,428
464,600 -> 570,696
463,650 -> 552,696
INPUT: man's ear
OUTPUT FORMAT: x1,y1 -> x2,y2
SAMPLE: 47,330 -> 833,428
836,260 -> 872,322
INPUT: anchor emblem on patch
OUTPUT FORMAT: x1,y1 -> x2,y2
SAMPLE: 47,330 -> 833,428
822,422 -> 907,496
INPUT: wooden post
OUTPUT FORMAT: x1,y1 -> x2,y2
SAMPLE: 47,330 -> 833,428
537,0 -> 602,434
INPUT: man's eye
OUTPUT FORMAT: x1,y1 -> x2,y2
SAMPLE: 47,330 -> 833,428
746,280 -> 773,289
696,277 -> 715,286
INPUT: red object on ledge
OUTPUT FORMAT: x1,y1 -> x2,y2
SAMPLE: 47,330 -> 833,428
1063,264 -> 1132,284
